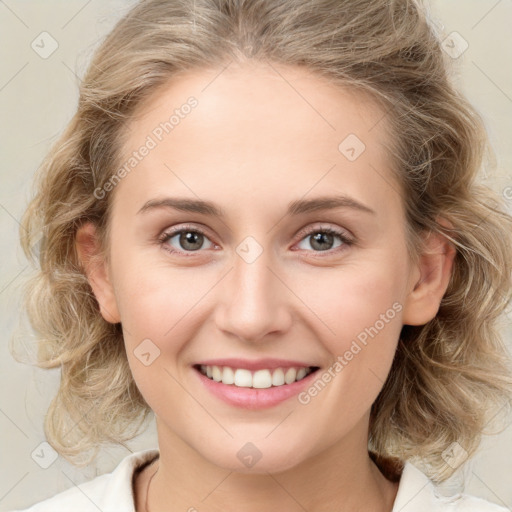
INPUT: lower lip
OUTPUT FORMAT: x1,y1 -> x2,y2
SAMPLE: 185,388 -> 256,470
193,367 -> 319,410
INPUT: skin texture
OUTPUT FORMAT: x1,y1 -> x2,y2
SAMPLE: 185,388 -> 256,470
76,61 -> 456,512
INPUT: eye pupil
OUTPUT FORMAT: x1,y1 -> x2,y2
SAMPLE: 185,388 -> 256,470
310,232 -> 334,251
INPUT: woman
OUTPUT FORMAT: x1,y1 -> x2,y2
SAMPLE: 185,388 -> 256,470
11,0 -> 512,510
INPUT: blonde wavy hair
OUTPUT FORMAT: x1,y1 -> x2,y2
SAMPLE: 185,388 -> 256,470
15,0 -> 512,482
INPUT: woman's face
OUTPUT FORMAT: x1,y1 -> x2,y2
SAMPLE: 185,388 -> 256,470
89,61 -> 435,473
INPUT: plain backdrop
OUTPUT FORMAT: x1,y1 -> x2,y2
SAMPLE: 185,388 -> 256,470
1,1 -> 511,510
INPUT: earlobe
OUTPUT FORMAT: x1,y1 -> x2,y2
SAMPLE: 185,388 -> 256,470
402,219 -> 457,326
75,222 -> 121,324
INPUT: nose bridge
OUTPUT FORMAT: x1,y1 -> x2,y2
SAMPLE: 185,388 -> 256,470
215,236 -> 291,342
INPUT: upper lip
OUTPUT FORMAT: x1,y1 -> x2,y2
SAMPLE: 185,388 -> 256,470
194,358 -> 320,371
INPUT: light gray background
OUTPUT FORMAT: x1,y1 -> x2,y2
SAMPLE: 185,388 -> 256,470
1,1 -> 511,510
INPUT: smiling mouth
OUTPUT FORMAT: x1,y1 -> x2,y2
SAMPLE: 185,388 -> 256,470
193,364 -> 320,389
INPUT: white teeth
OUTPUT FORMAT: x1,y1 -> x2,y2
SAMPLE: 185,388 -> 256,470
212,366 -> 222,382
252,369 -> 272,389
199,365 -> 314,388
284,367 -> 297,384
296,368 -> 307,380
222,366 -> 235,385
271,368 -> 285,386
234,369 -> 252,387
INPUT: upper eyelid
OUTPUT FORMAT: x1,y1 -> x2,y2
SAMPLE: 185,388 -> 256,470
295,223 -> 353,241
160,223 -> 215,242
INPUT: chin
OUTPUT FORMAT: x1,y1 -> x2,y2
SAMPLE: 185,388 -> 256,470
202,441 -> 310,475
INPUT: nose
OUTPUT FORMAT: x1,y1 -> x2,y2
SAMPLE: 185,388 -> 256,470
214,243 -> 293,343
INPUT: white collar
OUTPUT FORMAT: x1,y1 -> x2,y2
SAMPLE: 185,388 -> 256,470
23,449 -> 507,511
391,460 -> 509,511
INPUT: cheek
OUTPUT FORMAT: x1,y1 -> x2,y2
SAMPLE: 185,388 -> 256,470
111,260 -> 203,409
299,259 -> 405,347
295,254 -> 406,401
109,250 -> 214,372
294,265 -> 404,427
116,274 -> 199,340
335,274 -> 402,344
113,247 -> 406,351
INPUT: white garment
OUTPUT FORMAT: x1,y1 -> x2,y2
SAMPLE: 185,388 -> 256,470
10,449 -> 510,511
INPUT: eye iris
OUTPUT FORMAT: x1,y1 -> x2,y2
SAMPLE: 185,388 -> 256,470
180,231 -> 203,251
310,232 -> 334,251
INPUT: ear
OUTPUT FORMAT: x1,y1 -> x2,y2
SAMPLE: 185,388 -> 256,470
402,218 -> 456,326
75,222 -> 121,324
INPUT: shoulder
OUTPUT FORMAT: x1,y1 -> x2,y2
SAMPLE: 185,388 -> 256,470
393,461 -> 510,512
9,449 -> 160,512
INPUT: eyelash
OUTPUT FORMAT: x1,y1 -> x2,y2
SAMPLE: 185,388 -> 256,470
157,223 -> 354,257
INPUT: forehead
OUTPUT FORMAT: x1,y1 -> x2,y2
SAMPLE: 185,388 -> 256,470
114,61 -> 402,222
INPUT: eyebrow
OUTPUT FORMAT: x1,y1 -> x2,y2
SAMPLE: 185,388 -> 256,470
137,194 -> 376,217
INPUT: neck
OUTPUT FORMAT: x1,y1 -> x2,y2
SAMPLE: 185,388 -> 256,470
139,418 -> 400,512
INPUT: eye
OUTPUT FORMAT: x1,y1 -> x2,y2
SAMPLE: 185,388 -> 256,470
294,224 -> 353,254
159,224 -> 216,255
158,223 -> 353,257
